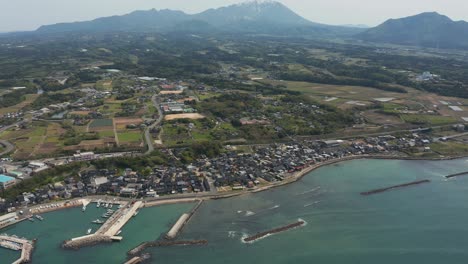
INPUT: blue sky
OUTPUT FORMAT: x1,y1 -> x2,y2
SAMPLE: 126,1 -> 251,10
1,0 -> 467,32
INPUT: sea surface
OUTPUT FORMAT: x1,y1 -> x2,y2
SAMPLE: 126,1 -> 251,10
1,158 -> 468,264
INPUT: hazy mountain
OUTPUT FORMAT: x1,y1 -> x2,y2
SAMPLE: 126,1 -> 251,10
36,0 -> 362,37
356,12 -> 468,49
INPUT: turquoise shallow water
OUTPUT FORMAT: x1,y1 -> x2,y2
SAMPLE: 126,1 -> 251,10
0,203 -> 194,263
1,158 -> 468,264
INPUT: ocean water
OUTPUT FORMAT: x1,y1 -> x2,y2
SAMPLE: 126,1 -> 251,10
1,158 -> 468,264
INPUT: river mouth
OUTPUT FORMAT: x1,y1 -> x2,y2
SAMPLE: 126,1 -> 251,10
1,158 -> 467,264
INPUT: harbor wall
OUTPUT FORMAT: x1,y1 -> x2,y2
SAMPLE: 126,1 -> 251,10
62,235 -> 112,250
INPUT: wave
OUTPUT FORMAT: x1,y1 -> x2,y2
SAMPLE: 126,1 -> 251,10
245,211 -> 256,217
304,201 -> 320,208
296,187 -> 321,196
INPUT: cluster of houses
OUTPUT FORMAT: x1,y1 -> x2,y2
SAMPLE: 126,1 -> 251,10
0,124 -> 454,213
0,111 -> 23,120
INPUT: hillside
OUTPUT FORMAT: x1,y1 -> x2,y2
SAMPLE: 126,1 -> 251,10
357,12 -> 468,49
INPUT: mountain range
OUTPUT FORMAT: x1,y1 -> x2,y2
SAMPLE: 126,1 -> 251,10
31,1 -> 468,50
36,0 -> 363,37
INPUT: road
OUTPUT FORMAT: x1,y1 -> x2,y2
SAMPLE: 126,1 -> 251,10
0,121 -> 23,156
144,94 -> 164,155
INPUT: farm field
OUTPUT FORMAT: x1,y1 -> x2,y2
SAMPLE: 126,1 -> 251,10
164,113 -> 206,121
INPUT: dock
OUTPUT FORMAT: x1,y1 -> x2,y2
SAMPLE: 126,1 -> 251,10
63,201 -> 143,249
0,234 -> 35,264
360,179 -> 431,196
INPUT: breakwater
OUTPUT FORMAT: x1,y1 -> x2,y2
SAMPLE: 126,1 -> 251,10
445,171 -> 468,179
360,180 -> 431,196
242,220 -> 306,243
62,235 -> 112,250
0,234 -> 35,263
128,240 -> 208,256
165,200 -> 203,240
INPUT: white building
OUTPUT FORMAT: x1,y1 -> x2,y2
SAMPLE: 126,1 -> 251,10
0,213 -> 17,227
73,152 -> 96,161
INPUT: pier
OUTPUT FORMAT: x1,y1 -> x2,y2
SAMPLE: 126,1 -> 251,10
0,234 -> 35,264
242,220 -> 306,243
360,179 -> 431,196
63,200 -> 142,249
445,171 -> 468,179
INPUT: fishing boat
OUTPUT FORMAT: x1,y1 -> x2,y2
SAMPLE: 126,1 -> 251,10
116,230 -> 122,236
28,217 -> 34,222
82,205 -> 87,212
87,228 -> 92,235
133,211 -> 139,217
35,215 -> 44,221
92,219 -> 104,224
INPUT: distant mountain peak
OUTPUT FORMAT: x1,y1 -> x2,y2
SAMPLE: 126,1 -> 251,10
35,1 -> 363,37
356,12 -> 468,49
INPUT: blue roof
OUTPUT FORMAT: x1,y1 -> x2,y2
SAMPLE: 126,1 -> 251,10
0,174 -> 15,183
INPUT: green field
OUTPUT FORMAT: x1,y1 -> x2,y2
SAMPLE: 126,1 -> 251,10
89,119 -> 113,128
98,130 -> 115,138
430,142 -> 468,155
118,131 -> 142,143
400,115 -> 458,125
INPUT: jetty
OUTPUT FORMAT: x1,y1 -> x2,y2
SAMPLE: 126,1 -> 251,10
63,201 -> 142,249
242,220 -> 306,243
165,200 -> 203,240
128,240 -> 208,256
360,179 -> 431,196
445,171 -> 468,179
0,234 -> 35,264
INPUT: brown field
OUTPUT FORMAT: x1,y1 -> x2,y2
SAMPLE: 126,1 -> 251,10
164,113 -> 206,121
160,91 -> 183,95
69,111 -> 91,116
114,117 -> 143,129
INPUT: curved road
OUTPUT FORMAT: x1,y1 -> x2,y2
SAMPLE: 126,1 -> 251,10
144,95 -> 164,155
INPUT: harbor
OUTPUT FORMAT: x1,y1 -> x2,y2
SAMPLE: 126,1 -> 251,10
0,234 -> 35,264
62,200 -> 143,249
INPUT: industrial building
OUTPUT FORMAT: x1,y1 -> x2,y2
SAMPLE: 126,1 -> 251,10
0,174 -> 16,189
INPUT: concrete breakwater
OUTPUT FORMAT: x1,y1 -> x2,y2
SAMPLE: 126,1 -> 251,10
360,180 -> 431,196
62,235 -> 112,250
445,171 -> 468,179
128,240 -> 208,256
0,234 -> 35,264
242,220 -> 306,243
165,200 -> 203,240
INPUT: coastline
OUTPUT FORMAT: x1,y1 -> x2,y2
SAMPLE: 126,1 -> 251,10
2,153 -> 467,227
